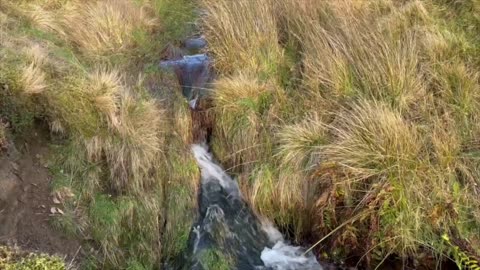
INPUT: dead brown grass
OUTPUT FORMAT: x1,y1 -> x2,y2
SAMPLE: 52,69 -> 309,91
63,0 -> 158,56
201,0 -> 284,76
203,0 -> 480,266
0,1 -> 198,268
23,0 -> 160,57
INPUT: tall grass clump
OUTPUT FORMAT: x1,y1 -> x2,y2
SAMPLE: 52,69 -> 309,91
50,69 -> 165,193
203,0 -> 480,266
212,73 -> 281,172
201,0 -> 285,77
1,0 -> 198,268
23,0 -> 160,58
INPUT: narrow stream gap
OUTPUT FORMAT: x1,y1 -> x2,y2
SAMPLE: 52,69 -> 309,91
160,38 -> 322,270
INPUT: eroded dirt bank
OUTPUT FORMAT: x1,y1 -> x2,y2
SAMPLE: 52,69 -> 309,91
0,128 -> 81,261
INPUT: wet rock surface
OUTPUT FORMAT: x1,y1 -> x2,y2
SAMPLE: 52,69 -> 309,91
160,38 -> 212,109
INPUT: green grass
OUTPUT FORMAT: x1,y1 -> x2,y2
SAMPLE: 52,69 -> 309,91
150,0 -> 196,42
198,248 -> 234,270
4,0 -> 479,268
0,0 -> 199,269
202,0 -> 480,267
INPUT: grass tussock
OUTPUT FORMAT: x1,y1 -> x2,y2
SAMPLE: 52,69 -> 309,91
212,73 -> 281,171
203,0 -> 480,266
1,0 -> 198,268
201,0 -> 285,77
61,0 -> 159,57
23,0 -> 160,58
21,61 -> 47,94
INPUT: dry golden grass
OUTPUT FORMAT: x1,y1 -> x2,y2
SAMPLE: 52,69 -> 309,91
24,44 -> 48,66
23,0 -> 160,57
62,0 -> 159,56
323,100 -> 422,181
296,3 -> 425,112
250,164 -> 308,240
277,114 -> 327,170
53,68 -> 165,193
0,1 -> 198,268
203,0 -> 480,265
201,0 -> 284,76
25,4 -> 65,36
87,69 -> 125,131
20,62 -> 47,94
214,72 -> 281,115
212,73 -> 280,171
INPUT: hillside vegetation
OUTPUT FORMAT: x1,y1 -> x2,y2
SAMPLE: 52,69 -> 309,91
0,0 -> 198,268
1,0 -> 480,269
202,0 -> 480,267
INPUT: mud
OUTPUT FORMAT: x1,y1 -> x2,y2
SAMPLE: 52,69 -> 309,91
0,129 -> 81,261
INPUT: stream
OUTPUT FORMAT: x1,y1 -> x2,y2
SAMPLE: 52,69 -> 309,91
160,38 -> 322,270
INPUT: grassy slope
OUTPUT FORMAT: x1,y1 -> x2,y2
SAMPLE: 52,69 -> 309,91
202,0 -> 480,267
0,0 -> 198,269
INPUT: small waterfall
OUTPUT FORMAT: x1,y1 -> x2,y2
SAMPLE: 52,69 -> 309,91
191,145 -> 240,197
160,38 -> 323,270
159,54 -> 211,109
189,144 -> 321,270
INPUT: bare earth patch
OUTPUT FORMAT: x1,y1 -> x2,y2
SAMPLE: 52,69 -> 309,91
0,129 -> 81,262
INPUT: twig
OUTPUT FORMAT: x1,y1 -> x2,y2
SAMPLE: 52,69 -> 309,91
303,211 -> 370,256
67,245 -> 82,270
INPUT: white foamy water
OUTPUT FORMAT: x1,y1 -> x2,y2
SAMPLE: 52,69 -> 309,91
191,144 -> 240,197
262,220 -> 285,244
261,221 -> 322,270
261,242 -> 322,270
191,144 -> 322,270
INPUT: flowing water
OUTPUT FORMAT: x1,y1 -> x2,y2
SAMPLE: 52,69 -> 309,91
160,39 -> 322,270
189,144 -> 321,270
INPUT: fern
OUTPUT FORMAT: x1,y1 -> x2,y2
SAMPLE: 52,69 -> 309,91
442,234 -> 480,270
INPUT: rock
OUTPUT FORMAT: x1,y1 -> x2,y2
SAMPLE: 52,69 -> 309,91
184,37 -> 207,51
159,54 -> 212,108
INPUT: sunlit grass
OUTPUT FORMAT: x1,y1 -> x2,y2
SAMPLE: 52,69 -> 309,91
202,0 -> 480,266
0,0 -> 198,268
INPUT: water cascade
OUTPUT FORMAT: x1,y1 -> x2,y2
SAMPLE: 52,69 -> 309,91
160,38 -> 322,270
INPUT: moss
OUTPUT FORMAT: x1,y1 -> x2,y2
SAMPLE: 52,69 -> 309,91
198,249 -> 233,270
0,246 -> 66,270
